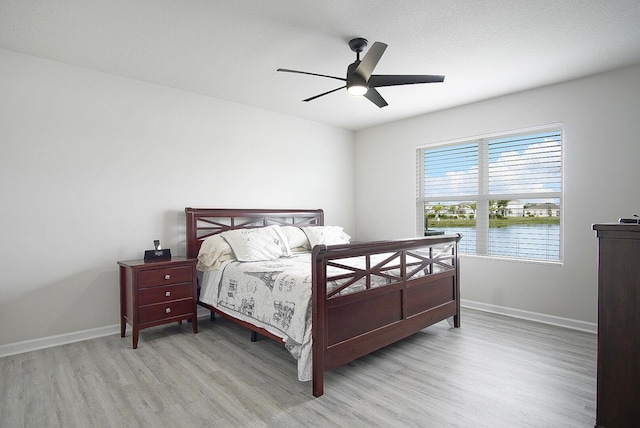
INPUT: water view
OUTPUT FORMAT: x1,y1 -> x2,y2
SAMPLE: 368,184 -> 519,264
429,224 -> 560,260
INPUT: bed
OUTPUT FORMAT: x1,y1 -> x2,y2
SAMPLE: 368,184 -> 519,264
185,208 -> 461,397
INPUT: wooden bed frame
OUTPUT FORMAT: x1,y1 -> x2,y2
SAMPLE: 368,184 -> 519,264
185,207 -> 461,397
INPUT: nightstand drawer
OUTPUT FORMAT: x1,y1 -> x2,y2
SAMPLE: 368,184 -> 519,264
138,265 -> 193,287
139,282 -> 193,306
139,298 -> 193,324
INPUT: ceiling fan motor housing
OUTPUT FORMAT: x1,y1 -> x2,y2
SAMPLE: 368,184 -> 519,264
346,61 -> 368,94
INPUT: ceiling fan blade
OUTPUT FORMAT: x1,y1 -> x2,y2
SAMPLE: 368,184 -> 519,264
303,86 -> 346,102
277,68 -> 347,82
354,42 -> 387,80
369,74 -> 445,87
364,88 -> 388,108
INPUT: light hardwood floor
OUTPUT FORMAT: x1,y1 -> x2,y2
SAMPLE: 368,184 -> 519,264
0,308 -> 596,427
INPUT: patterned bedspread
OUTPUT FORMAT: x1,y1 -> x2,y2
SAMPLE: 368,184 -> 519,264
199,253 -> 316,381
199,250 -> 431,381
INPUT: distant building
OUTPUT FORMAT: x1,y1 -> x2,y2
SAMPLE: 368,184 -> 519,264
524,203 -> 560,217
424,201 -> 559,218
424,202 -> 474,218
507,201 -> 524,217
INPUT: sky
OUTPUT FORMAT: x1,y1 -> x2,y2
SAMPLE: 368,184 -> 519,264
422,130 -> 561,200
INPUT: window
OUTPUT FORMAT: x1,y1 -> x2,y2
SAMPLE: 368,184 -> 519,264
416,125 -> 562,262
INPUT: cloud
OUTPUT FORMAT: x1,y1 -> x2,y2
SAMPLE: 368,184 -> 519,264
423,137 -> 561,197
489,139 -> 561,194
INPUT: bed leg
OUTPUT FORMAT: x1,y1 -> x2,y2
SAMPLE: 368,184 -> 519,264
210,311 -> 216,322
250,331 -> 257,342
313,372 -> 324,397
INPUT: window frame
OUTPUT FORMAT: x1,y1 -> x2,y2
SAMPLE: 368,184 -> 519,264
416,124 -> 564,263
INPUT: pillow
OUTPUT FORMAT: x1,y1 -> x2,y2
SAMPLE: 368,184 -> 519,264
221,225 -> 292,262
197,234 -> 236,270
302,226 -> 351,248
280,226 -> 311,251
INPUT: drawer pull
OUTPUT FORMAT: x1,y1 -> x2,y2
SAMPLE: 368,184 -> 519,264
165,291 -> 171,297
165,308 -> 171,314
164,274 -> 171,280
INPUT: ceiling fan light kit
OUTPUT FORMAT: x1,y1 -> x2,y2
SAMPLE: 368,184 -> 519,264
278,37 -> 444,108
347,84 -> 368,96
346,67 -> 368,96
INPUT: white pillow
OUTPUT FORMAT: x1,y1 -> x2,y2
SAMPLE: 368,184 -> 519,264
302,226 -> 351,248
280,226 -> 311,251
197,234 -> 236,270
221,225 -> 292,262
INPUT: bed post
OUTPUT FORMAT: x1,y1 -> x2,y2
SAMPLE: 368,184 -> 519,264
453,233 -> 461,328
312,244 -> 327,397
185,207 -> 198,259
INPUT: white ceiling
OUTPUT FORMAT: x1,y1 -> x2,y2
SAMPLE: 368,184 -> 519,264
2,1 -> 640,131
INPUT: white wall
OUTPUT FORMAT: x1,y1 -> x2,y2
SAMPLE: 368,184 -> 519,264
0,49 -> 355,347
355,63 -> 640,326
3,44 -> 638,351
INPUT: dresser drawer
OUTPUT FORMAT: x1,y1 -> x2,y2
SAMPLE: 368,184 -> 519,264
139,282 -> 193,306
139,298 -> 194,324
138,265 -> 193,287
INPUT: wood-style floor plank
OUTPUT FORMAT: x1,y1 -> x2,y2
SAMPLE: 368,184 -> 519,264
0,309 -> 596,427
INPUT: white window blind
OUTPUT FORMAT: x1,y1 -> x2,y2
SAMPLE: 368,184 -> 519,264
417,127 -> 562,262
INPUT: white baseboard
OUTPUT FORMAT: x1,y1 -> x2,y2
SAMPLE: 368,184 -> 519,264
461,299 -> 597,334
0,324 -> 121,358
0,303 -> 594,359
0,308 -> 214,359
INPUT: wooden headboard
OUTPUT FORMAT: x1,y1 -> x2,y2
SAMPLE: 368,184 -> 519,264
184,208 -> 324,259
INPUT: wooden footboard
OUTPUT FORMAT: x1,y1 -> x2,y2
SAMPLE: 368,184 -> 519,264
311,235 -> 461,397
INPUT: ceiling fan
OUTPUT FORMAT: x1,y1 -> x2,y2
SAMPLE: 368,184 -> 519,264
277,37 -> 444,108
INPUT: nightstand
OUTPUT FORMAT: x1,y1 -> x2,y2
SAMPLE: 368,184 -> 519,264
118,257 -> 198,348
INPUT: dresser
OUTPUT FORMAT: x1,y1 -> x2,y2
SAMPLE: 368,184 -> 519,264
118,257 -> 198,348
592,224 -> 640,428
